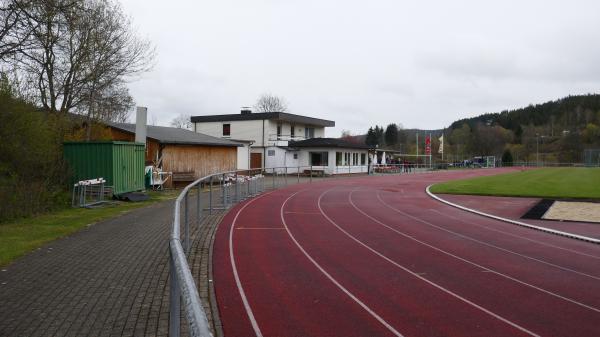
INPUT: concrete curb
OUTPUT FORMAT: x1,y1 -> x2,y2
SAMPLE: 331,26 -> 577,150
425,185 -> 600,245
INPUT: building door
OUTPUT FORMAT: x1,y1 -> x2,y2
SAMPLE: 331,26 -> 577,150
250,153 -> 262,169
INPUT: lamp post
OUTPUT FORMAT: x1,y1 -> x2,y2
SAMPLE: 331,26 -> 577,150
536,134 -> 546,166
536,133 -> 539,166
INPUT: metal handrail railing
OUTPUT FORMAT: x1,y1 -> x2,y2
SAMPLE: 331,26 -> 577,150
168,164 -> 437,336
169,168 -> 264,337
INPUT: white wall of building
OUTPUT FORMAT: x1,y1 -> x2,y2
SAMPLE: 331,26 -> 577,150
236,143 -> 250,170
194,120 -> 266,147
293,148 -> 369,175
265,147 -> 300,173
194,117 -> 328,150
264,120 -> 326,147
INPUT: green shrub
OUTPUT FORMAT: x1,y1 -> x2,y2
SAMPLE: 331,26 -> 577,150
0,77 -> 69,222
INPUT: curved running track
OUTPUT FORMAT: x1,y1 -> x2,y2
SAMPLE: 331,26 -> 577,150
213,168 -> 600,337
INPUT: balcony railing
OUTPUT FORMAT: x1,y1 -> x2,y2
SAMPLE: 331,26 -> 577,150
267,134 -> 306,142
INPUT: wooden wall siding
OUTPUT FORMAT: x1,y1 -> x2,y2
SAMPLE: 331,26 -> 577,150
161,145 -> 237,181
109,128 -> 160,164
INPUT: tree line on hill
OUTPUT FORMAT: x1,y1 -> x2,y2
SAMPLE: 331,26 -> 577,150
359,94 -> 600,164
354,124 -> 442,156
446,94 -> 600,163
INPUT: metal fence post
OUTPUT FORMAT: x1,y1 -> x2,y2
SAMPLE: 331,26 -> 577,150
169,252 -> 181,337
297,167 -> 300,184
184,194 -> 189,254
247,175 -> 251,196
285,167 -> 288,185
196,184 -> 201,227
221,174 -> 226,207
272,169 -> 276,190
209,176 -> 213,215
310,166 -> 313,183
235,172 -> 239,203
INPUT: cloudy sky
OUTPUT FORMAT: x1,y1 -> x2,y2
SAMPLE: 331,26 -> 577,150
120,0 -> 600,137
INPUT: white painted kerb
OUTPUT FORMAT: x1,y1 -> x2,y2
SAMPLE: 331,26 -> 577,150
425,185 -> 600,245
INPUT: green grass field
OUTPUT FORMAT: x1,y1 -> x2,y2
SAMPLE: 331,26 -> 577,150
0,190 -> 178,267
430,167 -> 600,199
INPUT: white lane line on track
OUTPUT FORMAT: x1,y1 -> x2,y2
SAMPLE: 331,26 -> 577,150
346,189 -> 600,314
374,192 -> 600,280
281,190 -> 405,337
284,211 -> 322,215
317,188 -> 541,337
236,227 -> 284,230
230,192 -> 277,337
428,209 -> 600,261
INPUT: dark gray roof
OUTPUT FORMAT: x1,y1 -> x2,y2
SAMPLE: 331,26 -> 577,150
289,138 -> 373,149
190,112 -> 335,127
108,122 -> 242,147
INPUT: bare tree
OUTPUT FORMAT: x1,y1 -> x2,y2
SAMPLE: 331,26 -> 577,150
254,93 -> 288,113
170,114 -> 192,129
0,0 -> 35,59
1,0 -> 154,116
91,83 -> 134,123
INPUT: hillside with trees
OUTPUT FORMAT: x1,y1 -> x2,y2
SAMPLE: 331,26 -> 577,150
447,94 -> 600,163
361,94 -> 600,164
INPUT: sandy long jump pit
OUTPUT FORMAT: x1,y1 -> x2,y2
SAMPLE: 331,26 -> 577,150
543,201 -> 600,223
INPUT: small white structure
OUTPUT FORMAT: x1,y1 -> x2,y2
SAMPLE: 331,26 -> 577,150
275,138 -> 372,175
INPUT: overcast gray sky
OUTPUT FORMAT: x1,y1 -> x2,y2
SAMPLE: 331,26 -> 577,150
120,0 -> 600,137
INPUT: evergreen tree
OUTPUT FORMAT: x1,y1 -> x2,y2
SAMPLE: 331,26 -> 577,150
365,127 -> 378,146
375,125 -> 385,146
384,124 -> 399,146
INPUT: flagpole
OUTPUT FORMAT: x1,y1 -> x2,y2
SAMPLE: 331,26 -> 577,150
416,133 -> 419,161
429,132 -> 432,168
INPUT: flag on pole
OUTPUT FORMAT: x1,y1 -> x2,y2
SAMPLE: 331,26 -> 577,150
438,135 -> 444,154
425,135 -> 431,155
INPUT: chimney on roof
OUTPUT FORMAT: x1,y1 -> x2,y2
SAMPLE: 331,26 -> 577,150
135,106 -> 147,146
241,107 -> 252,115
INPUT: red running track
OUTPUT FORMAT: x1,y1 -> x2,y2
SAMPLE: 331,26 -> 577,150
212,168 -> 600,337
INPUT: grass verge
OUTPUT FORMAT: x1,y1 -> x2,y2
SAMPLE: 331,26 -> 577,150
430,167 -> 600,199
0,190 -> 179,267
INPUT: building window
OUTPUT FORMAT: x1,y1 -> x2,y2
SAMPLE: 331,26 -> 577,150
361,153 -> 366,165
267,150 -> 275,156
336,152 -> 342,165
290,125 -> 295,138
344,152 -> 350,165
310,152 -> 328,166
277,123 -> 282,139
305,127 -> 315,139
353,153 -> 359,165
222,124 -> 230,136
293,153 -> 298,159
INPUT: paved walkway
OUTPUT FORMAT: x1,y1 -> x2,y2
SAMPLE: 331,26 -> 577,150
0,193 -> 224,337
0,174 -> 364,337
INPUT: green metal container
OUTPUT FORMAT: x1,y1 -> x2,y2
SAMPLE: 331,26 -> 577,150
63,141 -> 145,195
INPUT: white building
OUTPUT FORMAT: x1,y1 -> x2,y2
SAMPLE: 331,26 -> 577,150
191,109 -> 372,174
